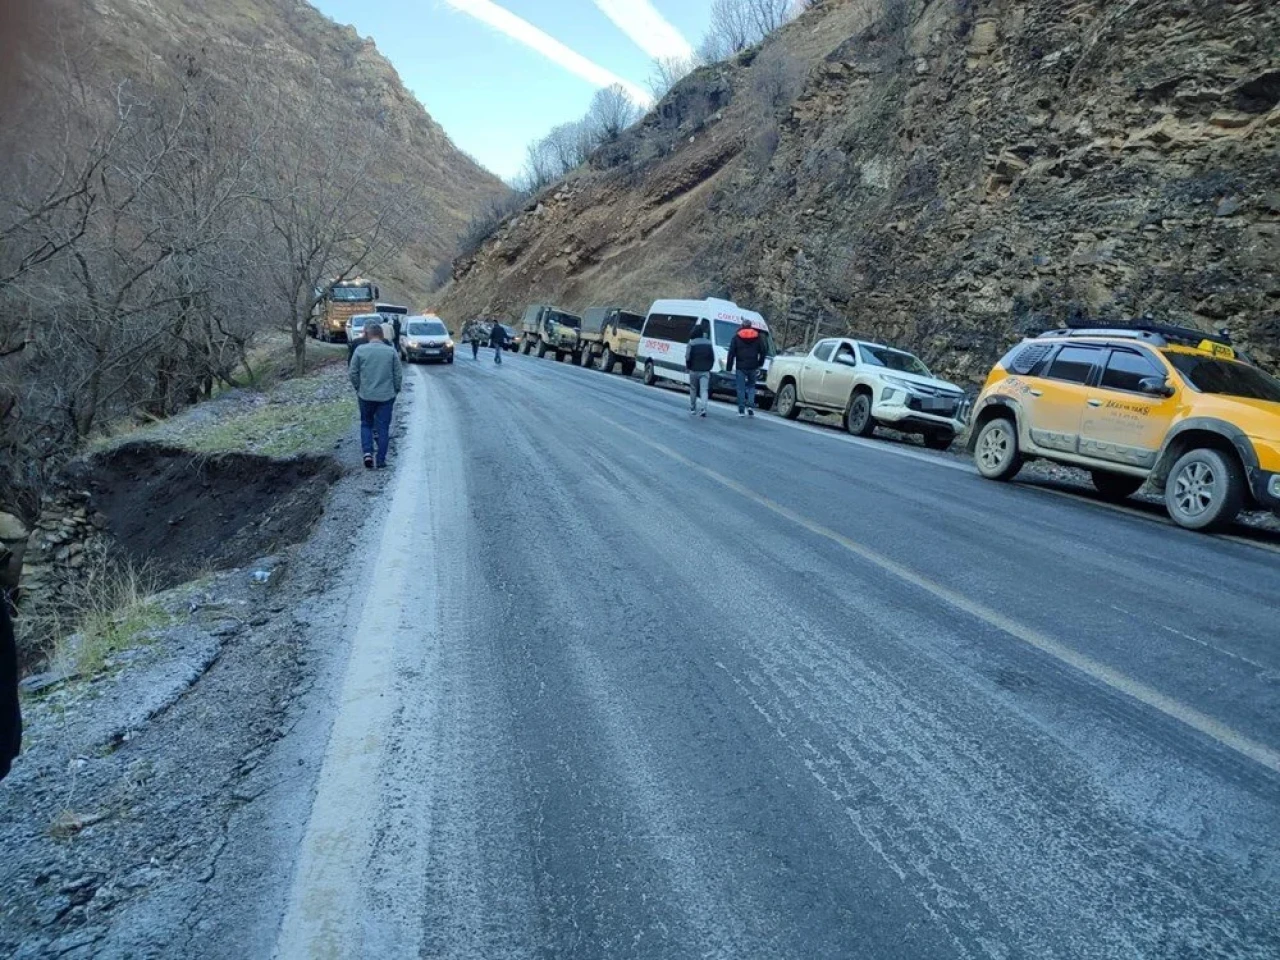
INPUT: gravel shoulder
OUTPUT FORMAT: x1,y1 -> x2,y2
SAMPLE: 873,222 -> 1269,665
0,361 -> 416,959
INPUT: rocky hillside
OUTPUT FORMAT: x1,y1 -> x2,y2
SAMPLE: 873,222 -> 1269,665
51,0 -> 508,306
439,0 -> 1279,383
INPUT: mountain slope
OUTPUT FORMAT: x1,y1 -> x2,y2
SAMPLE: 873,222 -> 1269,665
57,0 -> 508,306
439,0 -> 1279,381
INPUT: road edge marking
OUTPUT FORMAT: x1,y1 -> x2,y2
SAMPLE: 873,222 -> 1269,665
605,417 -> 1280,777
274,368 -> 434,959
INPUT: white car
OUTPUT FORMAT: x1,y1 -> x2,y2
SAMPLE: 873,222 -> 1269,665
767,338 -> 969,449
345,313 -> 383,344
399,316 -> 455,364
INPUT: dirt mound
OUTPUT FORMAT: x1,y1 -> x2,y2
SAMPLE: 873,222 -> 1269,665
68,443 -> 341,587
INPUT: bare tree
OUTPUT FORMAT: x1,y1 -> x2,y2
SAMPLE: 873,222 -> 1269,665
648,54 -> 700,100
744,0 -> 797,36
517,136 -> 560,193
704,0 -> 757,57
587,84 -> 643,144
249,81 -> 418,374
544,120 -> 593,176
701,0 -> 799,61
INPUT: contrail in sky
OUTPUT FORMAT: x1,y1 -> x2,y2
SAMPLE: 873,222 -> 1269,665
441,0 -> 651,104
590,0 -> 694,61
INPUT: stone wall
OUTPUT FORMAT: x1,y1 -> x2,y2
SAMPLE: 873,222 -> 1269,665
19,488 -> 111,609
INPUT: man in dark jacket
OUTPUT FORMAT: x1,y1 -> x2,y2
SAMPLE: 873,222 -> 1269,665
1,591 -> 20,782
725,319 -> 767,417
488,322 -> 507,364
685,321 -> 715,417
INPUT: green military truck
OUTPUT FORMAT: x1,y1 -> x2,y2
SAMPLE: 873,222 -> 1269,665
520,304 -> 582,361
578,306 -> 644,375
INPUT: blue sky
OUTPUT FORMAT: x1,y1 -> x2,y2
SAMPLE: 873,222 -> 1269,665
311,0 -> 715,181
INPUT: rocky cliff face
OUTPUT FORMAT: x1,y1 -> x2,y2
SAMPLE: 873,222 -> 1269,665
439,0 -> 1279,382
62,0 -> 508,305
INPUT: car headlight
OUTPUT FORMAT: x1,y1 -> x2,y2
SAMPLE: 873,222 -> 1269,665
445,339 -> 455,348
883,375 -> 924,393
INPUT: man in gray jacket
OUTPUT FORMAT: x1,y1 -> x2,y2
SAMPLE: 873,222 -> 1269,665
348,322 -> 403,469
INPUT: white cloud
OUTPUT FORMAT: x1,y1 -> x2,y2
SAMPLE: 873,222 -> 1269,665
441,0 -> 651,105
590,0 -> 694,61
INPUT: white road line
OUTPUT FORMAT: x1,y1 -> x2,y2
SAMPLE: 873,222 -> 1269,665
605,416 -> 1280,778
274,370 -> 434,960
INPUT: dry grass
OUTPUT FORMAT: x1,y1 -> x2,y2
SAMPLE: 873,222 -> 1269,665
20,552 -> 171,681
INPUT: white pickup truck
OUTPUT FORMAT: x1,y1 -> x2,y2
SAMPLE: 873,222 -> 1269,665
766,337 -> 969,449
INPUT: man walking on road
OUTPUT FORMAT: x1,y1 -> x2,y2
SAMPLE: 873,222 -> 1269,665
685,321 -> 714,417
725,319 -> 767,418
489,322 -> 507,364
349,322 -> 402,469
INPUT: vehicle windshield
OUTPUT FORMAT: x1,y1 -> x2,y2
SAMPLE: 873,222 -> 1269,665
618,312 -> 645,333
549,311 -> 581,329
1165,352 -> 1280,402
350,314 -> 379,329
331,285 -> 374,302
409,321 -> 447,337
860,344 -> 931,376
714,320 -> 775,357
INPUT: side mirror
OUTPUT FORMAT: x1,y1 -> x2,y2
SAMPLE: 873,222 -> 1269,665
1138,376 -> 1175,398
835,355 -> 857,367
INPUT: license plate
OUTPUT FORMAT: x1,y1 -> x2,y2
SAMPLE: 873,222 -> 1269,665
923,398 -> 955,413
424,348 -> 440,355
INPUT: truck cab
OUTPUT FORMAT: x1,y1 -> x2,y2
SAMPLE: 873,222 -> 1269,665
520,304 -> 582,362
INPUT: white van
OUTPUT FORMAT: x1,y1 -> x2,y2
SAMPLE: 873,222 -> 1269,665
636,298 -> 775,407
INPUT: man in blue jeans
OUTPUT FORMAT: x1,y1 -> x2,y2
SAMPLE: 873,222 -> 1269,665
348,322 -> 403,469
725,319 -> 767,418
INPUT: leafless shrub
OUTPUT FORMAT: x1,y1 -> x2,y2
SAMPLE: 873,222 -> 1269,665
753,46 -> 807,112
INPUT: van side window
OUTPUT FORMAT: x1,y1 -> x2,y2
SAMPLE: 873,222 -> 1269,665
1045,345 -> 1100,385
813,341 -> 835,362
644,314 -> 698,344
1101,349 -> 1163,393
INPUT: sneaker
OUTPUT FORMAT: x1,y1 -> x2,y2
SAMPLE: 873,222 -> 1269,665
738,410 -> 746,418
747,408 -> 755,418
700,411 -> 707,417
375,461 -> 388,469
363,454 -> 374,470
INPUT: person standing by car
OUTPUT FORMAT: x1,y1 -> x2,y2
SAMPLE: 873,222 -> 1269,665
488,322 -> 507,365
349,323 -> 403,469
465,321 -> 481,360
726,319 -> 767,418
685,321 -> 714,417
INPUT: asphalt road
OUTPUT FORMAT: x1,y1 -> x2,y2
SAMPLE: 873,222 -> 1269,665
277,351 -> 1280,960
